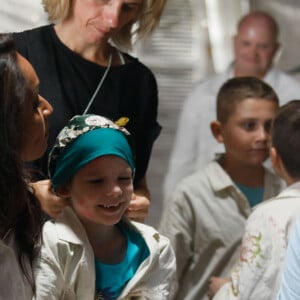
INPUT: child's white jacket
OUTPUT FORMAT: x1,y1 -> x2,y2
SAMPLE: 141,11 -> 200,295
213,181 -> 300,300
33,207 -> 177,300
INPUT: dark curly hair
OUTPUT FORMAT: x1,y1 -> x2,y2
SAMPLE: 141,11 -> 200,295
0,33 -> 43,292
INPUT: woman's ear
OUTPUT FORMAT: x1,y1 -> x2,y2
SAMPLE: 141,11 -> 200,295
55,184 -> 71,198
271,146 -> 293,185
210,120 -> 224,143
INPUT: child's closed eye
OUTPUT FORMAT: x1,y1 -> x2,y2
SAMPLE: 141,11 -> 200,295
87,179 -> 104,184
118,176 -> 131,181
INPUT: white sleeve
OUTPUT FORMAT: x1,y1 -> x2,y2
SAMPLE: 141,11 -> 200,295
159,190 -> 194,283
33,223 -> 73,300
277,218 -> 300,300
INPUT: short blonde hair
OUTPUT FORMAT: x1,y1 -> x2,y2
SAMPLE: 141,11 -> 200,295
42,0 -> 166,49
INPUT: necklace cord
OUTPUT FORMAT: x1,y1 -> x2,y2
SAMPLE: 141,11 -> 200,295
83,53 -> 113,115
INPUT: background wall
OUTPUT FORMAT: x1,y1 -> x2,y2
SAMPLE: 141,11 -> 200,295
250,0 -> 300,72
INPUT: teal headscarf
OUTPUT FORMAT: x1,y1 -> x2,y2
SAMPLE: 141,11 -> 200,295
48,115 -> 135,191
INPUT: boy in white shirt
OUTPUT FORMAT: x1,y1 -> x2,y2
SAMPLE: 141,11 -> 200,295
160,76 -> 284,300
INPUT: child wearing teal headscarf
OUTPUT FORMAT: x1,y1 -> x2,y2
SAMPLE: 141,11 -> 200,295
34,114 -> 176,300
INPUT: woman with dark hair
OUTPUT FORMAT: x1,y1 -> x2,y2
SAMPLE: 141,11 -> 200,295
0,33 -> 53,299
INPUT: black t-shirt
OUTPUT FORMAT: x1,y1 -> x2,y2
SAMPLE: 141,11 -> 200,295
14,25 -> 161,184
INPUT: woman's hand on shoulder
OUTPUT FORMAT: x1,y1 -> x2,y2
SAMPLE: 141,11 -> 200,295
125,192 -> 150,223
125,176 -> 150,223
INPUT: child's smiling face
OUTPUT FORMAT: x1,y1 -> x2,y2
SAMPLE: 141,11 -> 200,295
65,155 -> 133,226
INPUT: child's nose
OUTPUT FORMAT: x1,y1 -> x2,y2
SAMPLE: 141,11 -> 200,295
106,184 -> 123,197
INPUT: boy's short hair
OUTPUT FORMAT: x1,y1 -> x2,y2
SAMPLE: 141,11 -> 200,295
217,76 -> 279,123
272,100 -> 300,179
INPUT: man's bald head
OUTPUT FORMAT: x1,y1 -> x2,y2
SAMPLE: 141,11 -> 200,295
238,11 -> 279,39
234,11 -> 280,78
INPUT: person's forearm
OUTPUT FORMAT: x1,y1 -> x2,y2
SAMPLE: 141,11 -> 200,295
134,176 -> 150,200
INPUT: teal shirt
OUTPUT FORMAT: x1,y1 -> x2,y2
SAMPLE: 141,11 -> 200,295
95,223 -> 150,299
235,182 -> 264,207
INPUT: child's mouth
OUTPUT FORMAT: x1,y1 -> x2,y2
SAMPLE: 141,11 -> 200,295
98,203 -> 121,210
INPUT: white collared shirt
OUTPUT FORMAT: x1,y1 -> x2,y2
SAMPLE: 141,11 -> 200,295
0,231 -> 33,299
34,207 -> 177,299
